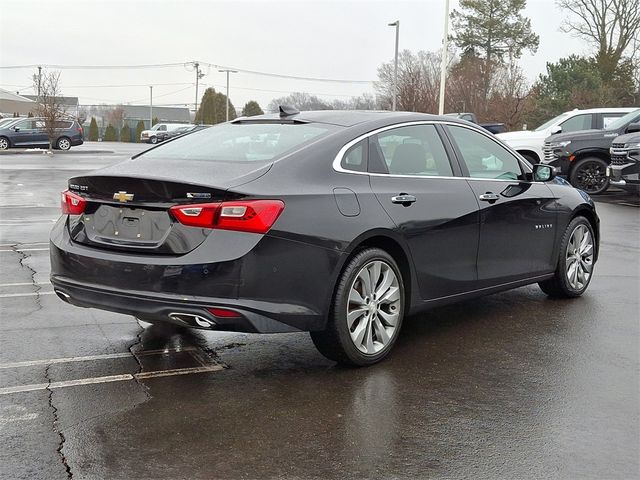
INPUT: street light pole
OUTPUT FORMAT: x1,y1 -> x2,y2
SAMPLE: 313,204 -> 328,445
149,85 -> 153,128
388,20 -> 400,111
218,69 -> 238,122
194,61 -> 204,120
438,0 -> 451,115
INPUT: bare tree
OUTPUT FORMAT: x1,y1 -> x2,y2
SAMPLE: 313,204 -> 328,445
557,0 -> 640,77
32,70 -> 67,151
105,106 -> 125,130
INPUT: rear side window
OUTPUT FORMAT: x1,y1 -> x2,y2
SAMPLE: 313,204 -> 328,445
447,125 -> 523,180
560,114 -> 592,132
142,122 -> 332,162
340,140 -> 367,172
369,124 -> 453,176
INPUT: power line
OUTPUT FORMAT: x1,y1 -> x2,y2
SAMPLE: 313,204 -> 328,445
2,82 -> 194,89
0,61 -> 375,84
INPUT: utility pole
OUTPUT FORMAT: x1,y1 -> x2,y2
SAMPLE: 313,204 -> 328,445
37,66 -> 42,98
218,69 -> 237,122
194,62 -> 204,122
388,21 -> 400,111
149,85 -> 153,128
438,0 -> 451,115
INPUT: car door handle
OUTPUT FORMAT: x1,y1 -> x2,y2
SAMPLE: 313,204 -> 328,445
391,194 -> 416,205
478,192 -> 500,202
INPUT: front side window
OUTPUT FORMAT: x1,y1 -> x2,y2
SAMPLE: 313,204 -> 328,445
142,122 -> 333,162
560,114 -> 592,133
369,124 -> 453,176
14,120 -> 33,130
447,125 -> 523,180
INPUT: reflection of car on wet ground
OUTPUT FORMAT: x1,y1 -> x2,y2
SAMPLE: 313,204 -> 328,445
51,108 -> 600,366
608,132 -> 640,195
542,109 -> 640,195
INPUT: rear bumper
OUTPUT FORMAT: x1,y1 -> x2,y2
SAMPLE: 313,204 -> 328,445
49,217 -> 343,333
51,275 -> 302,333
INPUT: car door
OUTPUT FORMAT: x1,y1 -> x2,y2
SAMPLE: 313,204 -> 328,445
10,119 -> 36,146
367,123 -> 480,300
443,124 -> 557,286
33,119 -> 49,146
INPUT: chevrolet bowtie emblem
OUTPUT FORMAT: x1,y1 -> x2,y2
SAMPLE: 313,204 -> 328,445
113,191 -> 134,202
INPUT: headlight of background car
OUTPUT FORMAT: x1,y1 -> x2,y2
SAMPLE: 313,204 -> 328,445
625,142 -> 640,149
550,140 -> 571,148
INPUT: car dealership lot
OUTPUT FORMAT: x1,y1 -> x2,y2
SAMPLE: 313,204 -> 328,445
0,143 -> 638,479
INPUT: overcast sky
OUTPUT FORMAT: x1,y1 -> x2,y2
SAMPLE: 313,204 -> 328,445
0,0 -> 590,112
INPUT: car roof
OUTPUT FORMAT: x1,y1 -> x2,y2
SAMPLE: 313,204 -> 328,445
565,107 -> 637,114
235,110 -> 464,128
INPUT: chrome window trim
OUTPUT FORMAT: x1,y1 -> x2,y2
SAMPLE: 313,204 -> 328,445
332,120 -> 534,181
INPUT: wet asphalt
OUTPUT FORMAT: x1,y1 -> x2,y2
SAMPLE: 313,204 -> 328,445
0,142 -> 638,479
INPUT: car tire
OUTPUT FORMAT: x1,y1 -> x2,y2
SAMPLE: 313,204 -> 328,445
538,216 -> 595,298
150,136 -> 158,144
310,248 -> 405,366
569,157 -> 609,195
0,136 -> 9,150
56,137 -> 71,151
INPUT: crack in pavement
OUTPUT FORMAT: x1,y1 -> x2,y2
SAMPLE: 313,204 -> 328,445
199,342 -> 247,370
10,245 -> 43,312
127,319 -> 152,400
44,364 -> 73,479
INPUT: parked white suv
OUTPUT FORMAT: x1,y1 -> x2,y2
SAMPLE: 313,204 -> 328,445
497,108 -> 636,165
140,123 -> 192,144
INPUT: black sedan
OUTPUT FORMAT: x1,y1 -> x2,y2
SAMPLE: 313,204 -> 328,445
50,109 -> 599,366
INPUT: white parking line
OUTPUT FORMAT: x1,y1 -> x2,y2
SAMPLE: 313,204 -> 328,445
0,365 -> 224,396
0,248 -> 50,252
0,291 -> 55,298
0,346 -> 201,369
0,242 -> 49,247
0,222 -> 55,226
0,281 -> 51,287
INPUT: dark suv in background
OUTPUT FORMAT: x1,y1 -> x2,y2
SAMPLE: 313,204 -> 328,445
542,109 -> 640,194
608,132 -> 640,195
0,117 -> 84,151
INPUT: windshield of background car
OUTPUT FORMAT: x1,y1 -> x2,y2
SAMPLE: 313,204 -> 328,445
141,122 -> 334,162
605,109 -> 640,131
535,113 -> 571,131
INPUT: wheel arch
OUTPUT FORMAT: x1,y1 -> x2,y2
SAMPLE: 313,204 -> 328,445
571,206 -> 600,261
517,149 -> 540,163
569,149 -> 610,174
338,230 -> 419,312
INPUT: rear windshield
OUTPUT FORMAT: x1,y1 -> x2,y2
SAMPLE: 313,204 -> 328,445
141,122 -> 333,162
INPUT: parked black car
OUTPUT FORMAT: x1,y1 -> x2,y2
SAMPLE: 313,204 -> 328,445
0,117 -> 84,151
50,109 -> 599,366
542,109 -> 640,194
608,132 -> 640,194
445,112 -> 507,134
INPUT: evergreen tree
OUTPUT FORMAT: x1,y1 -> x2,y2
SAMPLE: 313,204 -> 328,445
241,100 -> 264,117
88,117 -> 99,141
152,117 -> 159,126
195,87 -> 237,124
451,0 -> 539,104
103,124 -> 117,142
120,124 -> 131,142
135,120 -> 145,143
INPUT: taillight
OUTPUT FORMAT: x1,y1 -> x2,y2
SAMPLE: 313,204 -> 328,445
169,200 -> 284,234
207,307 -> 241,318
61,190 -> 86,215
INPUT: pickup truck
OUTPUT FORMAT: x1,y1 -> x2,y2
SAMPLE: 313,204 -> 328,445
445,113 -> 507,135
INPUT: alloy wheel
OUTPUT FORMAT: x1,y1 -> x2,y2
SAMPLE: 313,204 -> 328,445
347,260 -> 401,354
574,161 -> 606,193
58,138 -> 71,150
0,138 -> 8,150
565,224 -> 594,290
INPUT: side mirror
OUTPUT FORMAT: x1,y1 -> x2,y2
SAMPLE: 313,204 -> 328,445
533,164 -> 556,182
626,122 -> 640,134
550,125 -> 562,135
13,127 -> 20,132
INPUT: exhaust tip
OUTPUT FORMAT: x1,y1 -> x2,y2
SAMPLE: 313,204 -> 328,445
168,312 -> 216,328
55,290 -> 71,302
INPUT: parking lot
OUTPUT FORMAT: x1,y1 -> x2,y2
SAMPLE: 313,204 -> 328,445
0,142 -> 638,479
